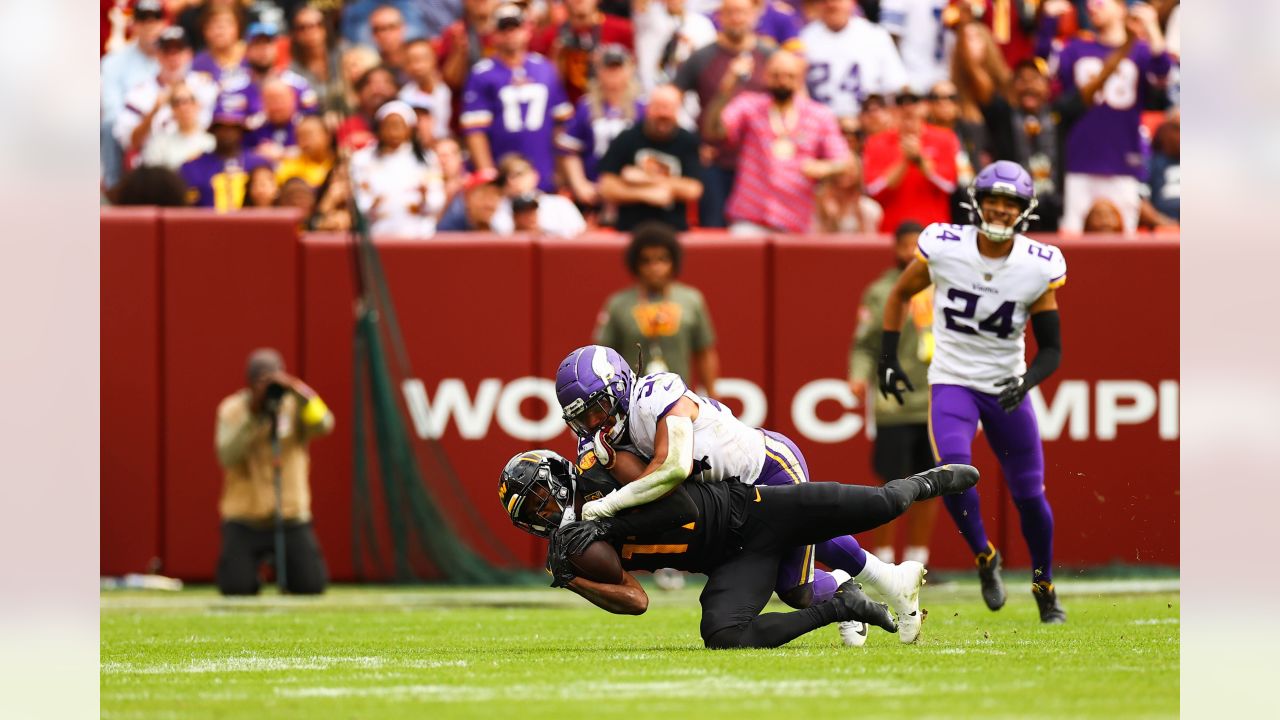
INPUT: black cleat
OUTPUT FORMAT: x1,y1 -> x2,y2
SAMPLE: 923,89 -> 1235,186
832,580 -> 897,634
909,464 -> 980,499
976,546 -> 1007,611
1032,581 -> 1067,624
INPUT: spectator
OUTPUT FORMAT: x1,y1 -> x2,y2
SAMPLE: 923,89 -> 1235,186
862,91 -> 959,232
215,348 -> 332,596
191,5 -> 245,84
632,0 -> 717,93
927,79 -> 985,185
310,162 -> 354,231
277,177 -> 318,224
434,136 -> 468,206
438,0 -> 501,110
951,20 -> 1011,127
421,0 -> 465,39
709,50 -> 849,235
339,45 -> 383,116
341,1 -> 432,50
848,219 -> 938,567
858,92 -> 895,137
460,3 -> 573,191
710,0 -> 805,51
398,38 -> 453,140
336,64 -> 399,152
101,0 -> 167,187
245,78 -> 303,164
799,0 -> 908,120
879,0 -> 953,95
349,100 -> 446,237
179,104 -> 270,211
672,0 -> 771,228
948,0 -> 1039,69
556,45 -> 645,209
368,5 -> 411,83
980,58 -> 1063,231
244,164 -> 280,208
112,165 -> 191,207
219,22 -> 319,125
597,85 -> 704,231
138,83 -> 216,171
490,153 -> 587,238
438,169 -> 505,231
115,27 -> 219,165
815,155 -> 883,233
276,115 -> 335,188
593,221 -> 719,392
1083,198 -> 1123,233
531,0 -> 635,104
1052,0 -> 1172,235
288,4 -> 345,115
1146,108 -> 1179,223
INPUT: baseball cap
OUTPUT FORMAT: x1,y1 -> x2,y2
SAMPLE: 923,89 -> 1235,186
246,21 -> 280,40
495,4 -> 524,31
157,26 -> 189,50
134,1 -> 165,21
599,44 -> 630,67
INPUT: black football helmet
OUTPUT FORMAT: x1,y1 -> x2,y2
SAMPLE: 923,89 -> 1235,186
498,449 -> 575,538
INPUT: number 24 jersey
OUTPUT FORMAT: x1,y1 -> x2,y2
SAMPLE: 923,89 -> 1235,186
916,223 -> 1067,395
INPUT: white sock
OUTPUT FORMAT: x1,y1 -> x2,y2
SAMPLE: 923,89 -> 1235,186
829,568 -> 852,587
854,550 -> 892,595
873,545 -> 896,564
904,546 -> 929,566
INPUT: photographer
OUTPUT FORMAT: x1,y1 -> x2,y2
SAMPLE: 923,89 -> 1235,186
213,348 -> 333,596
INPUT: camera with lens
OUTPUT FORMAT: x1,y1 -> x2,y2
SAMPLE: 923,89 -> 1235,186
262,380 -> 288,415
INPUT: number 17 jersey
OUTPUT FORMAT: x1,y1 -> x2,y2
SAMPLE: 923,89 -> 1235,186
915,223 -> 1067,394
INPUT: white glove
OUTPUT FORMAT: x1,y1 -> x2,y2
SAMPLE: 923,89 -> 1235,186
581,491 -> 619,521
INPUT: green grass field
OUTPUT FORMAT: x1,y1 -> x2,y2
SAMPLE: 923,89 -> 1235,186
101,578 -> 1179,719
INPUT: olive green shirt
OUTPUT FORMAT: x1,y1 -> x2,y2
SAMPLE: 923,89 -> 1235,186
594,282 -> 716,382
849,267 -> 933,426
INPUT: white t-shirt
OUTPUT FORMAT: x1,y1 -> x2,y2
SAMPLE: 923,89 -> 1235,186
916,223 -> 1067,394
139,128 -> 215,170
799,16 -> 909,117
879,0 -> 953,94
489,193 -> 587,238
349,144 -> 446,238
398,81 -> 453,140
113,71 -> 220,150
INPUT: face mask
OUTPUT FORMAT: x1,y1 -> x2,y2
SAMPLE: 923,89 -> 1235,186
768,86 -> 794,103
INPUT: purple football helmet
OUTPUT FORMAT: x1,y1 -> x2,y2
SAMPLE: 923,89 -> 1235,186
555,345 -> 635,442
967,160 -> 1038,242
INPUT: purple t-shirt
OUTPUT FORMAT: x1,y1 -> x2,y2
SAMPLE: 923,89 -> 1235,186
710,1 -> 802,48
1055,38 -> 1171,177
179,151 -> 271,210
217,63 -> 320,123
556,98 -> 646,181
460,53 -> 572,192
245,115 -> 301,152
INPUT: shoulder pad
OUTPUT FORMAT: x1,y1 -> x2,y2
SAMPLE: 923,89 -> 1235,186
914,222 -> 967,263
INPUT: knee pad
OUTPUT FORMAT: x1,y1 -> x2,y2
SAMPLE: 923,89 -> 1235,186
776,584 -> 813,610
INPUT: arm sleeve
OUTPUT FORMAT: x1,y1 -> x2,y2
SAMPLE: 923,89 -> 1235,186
602,484 -> 699,541
583,415 -> 695,519
1023,309 -> 1062,388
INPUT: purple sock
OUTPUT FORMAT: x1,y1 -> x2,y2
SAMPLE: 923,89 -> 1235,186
942,487 -> 990,556
1013,494 -> 1055,583
815,535 -> 867,577
810,569 -> 838,603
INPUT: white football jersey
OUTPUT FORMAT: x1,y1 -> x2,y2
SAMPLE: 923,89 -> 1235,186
879,0 -> 953,94
799,16 -> 909,117
916,223 -> 1067,394
617,372 -> 766,485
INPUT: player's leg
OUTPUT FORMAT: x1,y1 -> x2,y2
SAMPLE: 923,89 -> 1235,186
931,385 -> 992,555
216,521 -> 264,596
903,423 -> 942,566
868,424 -> 916,562
282,522 -> 328,595
758,431 -> 838,606
976,393 -> 1066,623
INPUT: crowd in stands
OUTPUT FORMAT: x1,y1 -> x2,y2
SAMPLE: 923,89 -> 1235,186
101,0 -> 1180,237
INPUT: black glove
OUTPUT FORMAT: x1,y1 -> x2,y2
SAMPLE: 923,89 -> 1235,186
557,519 -> 613,558
545,527 -> 578,588
877,331 -> 914,405
995,376 -> 1028,413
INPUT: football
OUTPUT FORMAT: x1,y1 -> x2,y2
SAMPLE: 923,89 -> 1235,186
568,540 -> 624,584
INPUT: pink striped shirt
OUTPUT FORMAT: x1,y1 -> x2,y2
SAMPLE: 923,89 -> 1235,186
722,93 -> 849,233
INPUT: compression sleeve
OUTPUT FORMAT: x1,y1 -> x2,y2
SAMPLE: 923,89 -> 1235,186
581,415 -> 695,520
1023,310 -> 1062,388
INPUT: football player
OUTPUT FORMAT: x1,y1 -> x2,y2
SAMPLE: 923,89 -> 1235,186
498,449 -> 980,648
555,345 -> 926,646
878,160 -> 1068,623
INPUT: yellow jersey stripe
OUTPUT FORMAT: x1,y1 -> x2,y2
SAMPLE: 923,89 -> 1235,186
620,543 -> 688,559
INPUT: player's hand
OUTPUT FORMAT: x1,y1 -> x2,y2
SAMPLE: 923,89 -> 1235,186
591,429 -> 617,469
558,520 -> 613,558
877,357 -> 914,405
545,528 -> 578,588
581,495 -> 610,521
995,376 -> 1028,413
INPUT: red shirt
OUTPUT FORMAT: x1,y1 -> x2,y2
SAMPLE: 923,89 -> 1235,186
530,15 -> 634,103
863,125 -> 959,233
336,115 -> 375,153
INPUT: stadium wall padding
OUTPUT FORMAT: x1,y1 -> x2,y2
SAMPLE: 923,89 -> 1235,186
101,209 -> 1180,581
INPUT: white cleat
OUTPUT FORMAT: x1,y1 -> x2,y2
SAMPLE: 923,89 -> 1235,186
879,561 -> 927,644
653,568 -> 686,591
838,620 -> 869,647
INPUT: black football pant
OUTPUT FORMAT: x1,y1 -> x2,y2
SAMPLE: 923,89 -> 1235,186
216,520 -> 328,596
700,477 -> 929,649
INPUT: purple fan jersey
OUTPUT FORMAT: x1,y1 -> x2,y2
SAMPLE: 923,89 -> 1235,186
460,54 -> 573,192
556,98 -> 645,182
1054,39 -> 1171,177
245,115 -> 301,152
179,151 -> 270,211
710,1 -> 803,49
218,64 -> 320,123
